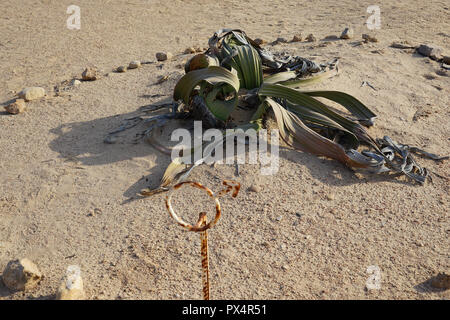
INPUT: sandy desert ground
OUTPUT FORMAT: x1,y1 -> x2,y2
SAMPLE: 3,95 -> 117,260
0,0 -> 449,300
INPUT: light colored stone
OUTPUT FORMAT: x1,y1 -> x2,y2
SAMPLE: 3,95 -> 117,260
156,52 -> 173,61
56,267 -> 86,300
306,34 -> 316,42
17,87 -> 45,101
71,79 -> 81,86
184,47 -> 196,54
128,60 -> 141,69
81,67 -> 99,81
4,99 -> 26,114
2,258 -> 42,291
340,27 -> 354,39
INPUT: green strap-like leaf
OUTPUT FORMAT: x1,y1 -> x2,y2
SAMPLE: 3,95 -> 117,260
173,66 -> 240,121
302,91 -> 377,126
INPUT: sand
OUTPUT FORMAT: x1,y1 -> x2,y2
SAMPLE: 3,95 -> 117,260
0,0 -> 449,300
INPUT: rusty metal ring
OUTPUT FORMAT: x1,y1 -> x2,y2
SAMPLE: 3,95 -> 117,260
165,181 -> 221,232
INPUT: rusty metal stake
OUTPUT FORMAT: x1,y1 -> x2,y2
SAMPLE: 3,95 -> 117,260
166,180 -> 240,300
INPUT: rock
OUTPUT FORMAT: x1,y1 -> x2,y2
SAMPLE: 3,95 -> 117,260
4,99 -> 26,114
81,67 -> 99,81
128,61 -> 141,69
71,79 -> 81,86
117,66 -> 127,73
253,38 -> 266,46
2,258 -> 42,291
56,266 -> 86,300
194,47 -> 204,53
17,87 -> 45,101
276,37 -> 288,43
306,34 -> 316,42
417,44 -> 444,60
326,193 -> 335,201
248,185 -> 261,193
431,273 -> 450,290
443,56 -> 450,64
340,27 -> 354,39
291,34 -> 303,42
156,52 -> 173,61
184,47 -> 196,54
362,34 -> 378,43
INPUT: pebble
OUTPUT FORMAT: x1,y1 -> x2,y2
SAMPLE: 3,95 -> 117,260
340,27 -> 354,39
291,34 -> 303,42
71,79 -> 81,86
184,47 -> 196,54
4,99 -> 26,114
253,38 -> 266,46
248,185 -> 261,193
56,268 -> 86,300
81,67 -> 99,81
417,44 -> 444,61
306,34 -> 316,42
326,193 -> 335,201
117,66 -> 127,73
431,273 -> 450,290
18,87 -> 45,101
275,37 -> 288,44
128,61 -> 141,69
2,258 -> 42,291
276,216 -> 283,221
443,56 -> 450,64
156,52 -> 173,61
362,34 -> 378,43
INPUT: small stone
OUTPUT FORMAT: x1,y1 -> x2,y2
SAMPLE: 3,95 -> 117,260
248,185 -> 261,193
156,52 -> 173,61
273,37 -> 288,44
306,34 -> 316,42
253,38 -> 266,46
362,34 -> 378,43
291,34 -> 303,42
71,79 -> 81,86
443,56 -> 450,64
128,61 -> 141,69
340,27 -> 354,39
17,87 -> 45,101
117,66 -> 127,73
430,273 -> 450,290
56,267 -> 86,300
194,47 -> 203,53
184,47 -> 196,54
417,44 -> 443,60
81,67 -> 99,81
295,212 -> 302,218
276,216 -> 283,221
281,265 -> 289,271
326,193 -> 335,201
4,99 -> 26,114
2,258 -> 42,291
